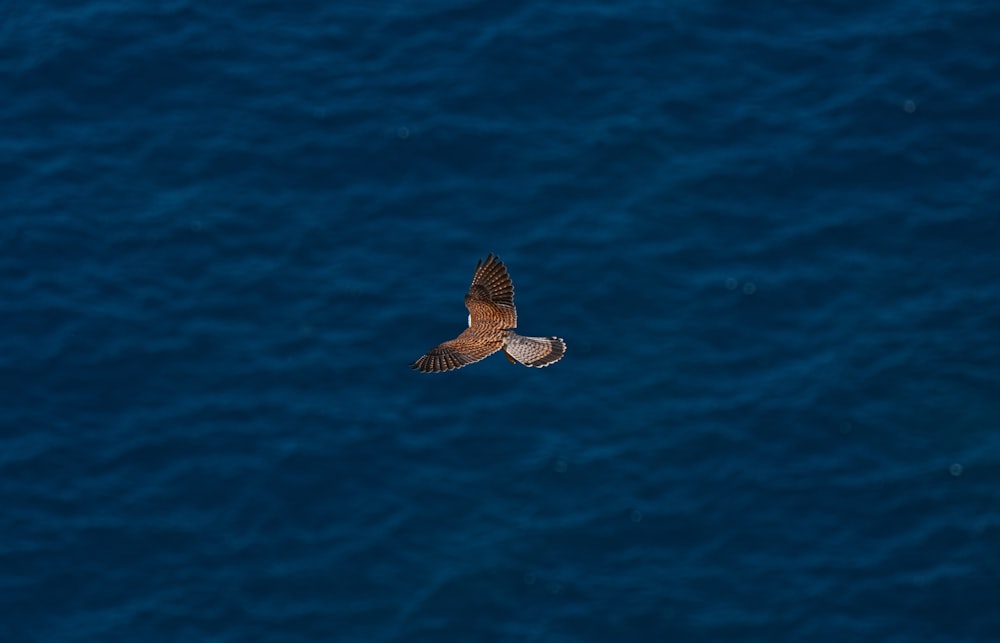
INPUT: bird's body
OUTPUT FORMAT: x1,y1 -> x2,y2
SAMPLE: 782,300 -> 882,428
411,254 -> 566,373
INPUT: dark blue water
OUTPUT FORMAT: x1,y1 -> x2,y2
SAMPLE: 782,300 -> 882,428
3,2 -> 999,641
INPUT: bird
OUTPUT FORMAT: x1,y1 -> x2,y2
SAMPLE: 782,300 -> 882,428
411,253 -> 566,373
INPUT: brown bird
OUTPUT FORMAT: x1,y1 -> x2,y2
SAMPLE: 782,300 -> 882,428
411,254 -> 566,373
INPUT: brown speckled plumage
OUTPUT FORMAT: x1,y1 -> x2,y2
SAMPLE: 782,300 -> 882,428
411,254 -> 566,373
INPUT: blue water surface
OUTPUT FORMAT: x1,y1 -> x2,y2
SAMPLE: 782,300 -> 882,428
3,1 -> 999,641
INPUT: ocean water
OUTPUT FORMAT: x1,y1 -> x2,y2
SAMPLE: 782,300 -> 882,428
3,1 -> 999,641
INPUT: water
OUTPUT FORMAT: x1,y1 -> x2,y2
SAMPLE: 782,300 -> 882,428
3,1 -> 999,641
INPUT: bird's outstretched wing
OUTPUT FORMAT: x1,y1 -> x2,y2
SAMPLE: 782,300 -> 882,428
411,327 -> 504,373
465,253 -> 517,329
411,254 -> 521,373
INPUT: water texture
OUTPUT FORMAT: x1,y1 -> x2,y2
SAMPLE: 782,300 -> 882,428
3,1 -> 999,641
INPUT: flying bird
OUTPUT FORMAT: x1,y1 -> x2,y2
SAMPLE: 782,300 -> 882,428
412,254 -> 566,373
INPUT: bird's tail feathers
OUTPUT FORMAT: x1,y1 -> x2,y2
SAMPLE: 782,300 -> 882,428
503,332 -> 566,368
